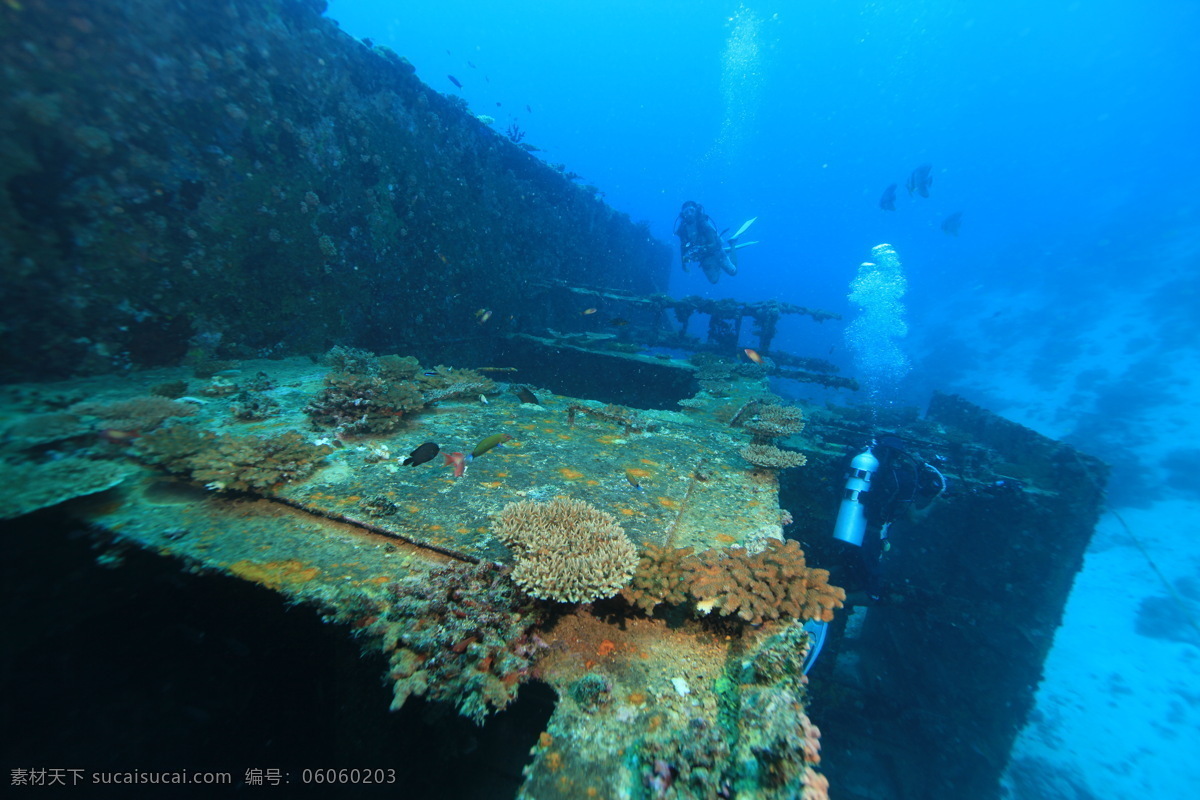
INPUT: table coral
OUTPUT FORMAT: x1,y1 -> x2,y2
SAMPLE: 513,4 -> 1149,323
70,395 -> 196,431
739,443 -> 808,469
733,401 -> 806,441
494,497 -> 639,603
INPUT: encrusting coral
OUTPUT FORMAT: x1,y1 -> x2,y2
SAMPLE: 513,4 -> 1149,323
493,497 -> 639,603
135,425 -> 333,491
623,539 -> 845,626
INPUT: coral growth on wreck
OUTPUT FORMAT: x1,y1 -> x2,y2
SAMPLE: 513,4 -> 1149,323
620,543 -> 692,613
134,426 -> 333,491
363,562 -> 546,724
70,395 -> 196,432
566,402 -> 656,435
739,443 -> 809,469
623,539 -> 844,625
730,399 -> 808,469
733,401 -> 806,441
494,497 -> 639,603
305,348 -> 495,434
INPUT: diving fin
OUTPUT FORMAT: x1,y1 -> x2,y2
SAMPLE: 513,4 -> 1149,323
729,216 -> 758,241
729,240 -> 758,250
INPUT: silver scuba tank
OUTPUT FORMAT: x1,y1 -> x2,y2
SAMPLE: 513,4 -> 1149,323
832,447 -> 880,546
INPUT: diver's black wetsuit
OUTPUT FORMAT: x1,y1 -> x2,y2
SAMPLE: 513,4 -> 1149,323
674,201 -> 737,284
840,437 -> 944,602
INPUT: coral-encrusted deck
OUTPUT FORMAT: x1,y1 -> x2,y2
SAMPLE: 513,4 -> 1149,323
1,356 -> 826,799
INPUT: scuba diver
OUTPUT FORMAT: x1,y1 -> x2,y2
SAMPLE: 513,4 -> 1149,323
831,435 -> 946,603
673,201 -> 758,284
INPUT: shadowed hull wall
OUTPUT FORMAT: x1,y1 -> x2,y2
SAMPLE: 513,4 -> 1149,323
0,0 -> 670,379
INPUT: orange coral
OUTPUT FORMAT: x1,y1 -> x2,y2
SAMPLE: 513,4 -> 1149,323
620,543 -> 693,613
627,539 -> 845,625
686,539 -> 843,625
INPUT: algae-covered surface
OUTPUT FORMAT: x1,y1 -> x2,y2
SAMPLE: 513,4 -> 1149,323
0,354 -> 825,799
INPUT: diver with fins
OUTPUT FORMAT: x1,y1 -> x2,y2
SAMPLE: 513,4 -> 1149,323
673,201 -> 758,284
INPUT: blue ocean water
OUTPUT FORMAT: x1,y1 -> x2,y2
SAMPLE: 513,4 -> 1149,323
327,1 -> 1200,796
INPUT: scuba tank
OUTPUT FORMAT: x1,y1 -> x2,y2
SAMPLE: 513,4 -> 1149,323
832,447 -> 879,546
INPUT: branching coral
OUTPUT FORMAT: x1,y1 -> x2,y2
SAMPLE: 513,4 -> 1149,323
494,497 -> 639,603
623,539 -> 844,625
620,543 -> 693,613
686,539 -> 844,624
135,425 -> 333,491
357,562 -> 545,724
739,443 -> 808,469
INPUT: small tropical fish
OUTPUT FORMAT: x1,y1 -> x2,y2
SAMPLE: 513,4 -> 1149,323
479,394 -> 489,405
467,60 -> 476,69
608,318 -> 630,327
879,183 -> 897,211
448,74 -> 462,89
514,386 -> 540,405
403,441 -> 440,467
526,105 -> 532,113
443,452 -> 467,478
625,469 -> 646,491
476,308 -> 493,324
581,308 -> 597,316
941,211 -> 963,236
906,164 -> 933,198
744,348 -> 763,364
472,433 -> 513,458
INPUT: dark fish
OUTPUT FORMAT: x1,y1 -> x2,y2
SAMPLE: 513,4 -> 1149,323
514,386 -> 540,405
467,60 -> 476,69
879,183 -> 897,211
608,318 -> 630,327
941,211 -> 963,236
448,74 -> 462,89
402,441 -> 440,466
526,104 -> 532,113
906,164 -> 932,198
